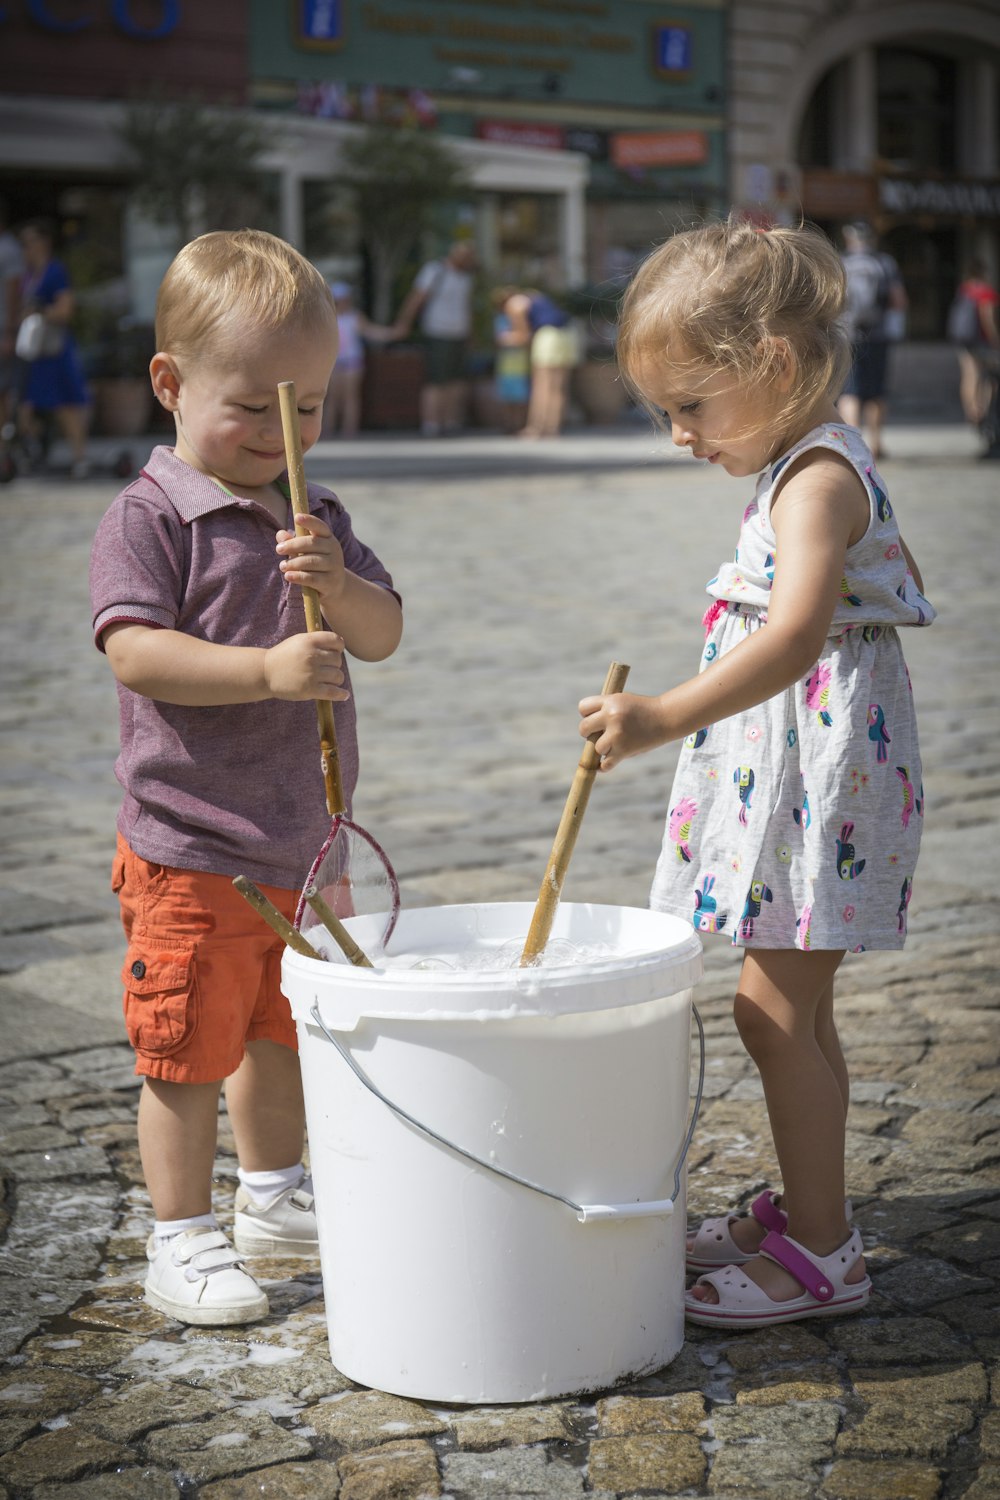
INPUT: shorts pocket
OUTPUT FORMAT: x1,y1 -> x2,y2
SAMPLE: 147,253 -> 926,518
121,941 -> 198,1057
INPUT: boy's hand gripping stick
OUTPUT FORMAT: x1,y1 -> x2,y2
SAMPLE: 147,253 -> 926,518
277,379 -> 343,818
520,660 -> 630,966
276,379 -> 400,956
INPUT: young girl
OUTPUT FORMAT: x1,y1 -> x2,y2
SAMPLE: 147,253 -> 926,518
578,219 -> 934,1329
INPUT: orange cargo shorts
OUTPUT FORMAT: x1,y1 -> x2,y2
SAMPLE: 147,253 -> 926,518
112,833 -> 299,1084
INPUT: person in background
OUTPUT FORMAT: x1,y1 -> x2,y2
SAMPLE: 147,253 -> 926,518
950,258 -> 1000,442
323,281 -> 399,439
836,221 -> 906,463
490,286 -> 531,434
89,229 -> 402,1327
395,240 -> 477,436
18,218 -> 91,477
0,199 -> 23,453
505,287 -> 580,439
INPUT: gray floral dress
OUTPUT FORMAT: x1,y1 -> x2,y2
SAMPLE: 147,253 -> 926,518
650,423 -> 935,951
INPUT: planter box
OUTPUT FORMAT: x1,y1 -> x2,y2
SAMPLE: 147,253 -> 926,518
91,378 -> 154,438
573,360 -> 626,425
361,346 -> 425,431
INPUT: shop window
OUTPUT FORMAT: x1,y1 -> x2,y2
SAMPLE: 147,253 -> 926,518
495,193 -> 561,289
877,47 -> 957,173
798,65 -> 837,170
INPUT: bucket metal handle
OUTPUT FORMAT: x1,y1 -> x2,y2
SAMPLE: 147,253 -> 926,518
307,1001 -> 706,1225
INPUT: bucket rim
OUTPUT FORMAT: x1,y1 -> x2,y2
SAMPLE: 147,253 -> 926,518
282,901 -> 703,1022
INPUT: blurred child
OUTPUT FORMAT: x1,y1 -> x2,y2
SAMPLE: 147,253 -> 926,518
323,280 -> 398,438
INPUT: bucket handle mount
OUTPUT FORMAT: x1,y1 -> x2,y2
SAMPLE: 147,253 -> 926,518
307,1001 -> 706,1225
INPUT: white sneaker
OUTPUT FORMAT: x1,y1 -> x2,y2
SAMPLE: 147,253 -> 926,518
233,1175 -> 320,1256
145,1227 -> 269,1326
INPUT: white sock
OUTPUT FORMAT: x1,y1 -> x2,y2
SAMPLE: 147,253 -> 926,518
238,1163 -> 305,1204
152,1212 -> 217,1250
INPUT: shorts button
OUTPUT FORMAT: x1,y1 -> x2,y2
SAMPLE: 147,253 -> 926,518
131,960 -> 146,979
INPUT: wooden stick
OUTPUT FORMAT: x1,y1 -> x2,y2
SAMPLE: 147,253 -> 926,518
233,875 -> 323,960
303,884 -> 374,968
277,380 -> 345,818
520,660 -> 631,967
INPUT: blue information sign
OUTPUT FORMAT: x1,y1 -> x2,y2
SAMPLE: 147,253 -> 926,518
653,24 -> 693,77
297,0 -> 344,49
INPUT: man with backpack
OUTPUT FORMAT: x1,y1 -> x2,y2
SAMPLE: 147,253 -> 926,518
837,221 -> 907,462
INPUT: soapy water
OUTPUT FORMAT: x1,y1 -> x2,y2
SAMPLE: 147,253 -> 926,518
308,932 -> 620,971
383,937 -> 618,973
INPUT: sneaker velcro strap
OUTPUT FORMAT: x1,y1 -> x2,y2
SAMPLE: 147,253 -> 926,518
290,1187 -> 315,1211
176,1231 -> 244,1278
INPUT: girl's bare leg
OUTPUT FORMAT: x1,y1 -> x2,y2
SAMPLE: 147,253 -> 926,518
691,948 -> 864,1303
687,970 -> 848,1260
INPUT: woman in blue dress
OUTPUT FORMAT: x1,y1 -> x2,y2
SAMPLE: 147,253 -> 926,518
19,219 -> 90,476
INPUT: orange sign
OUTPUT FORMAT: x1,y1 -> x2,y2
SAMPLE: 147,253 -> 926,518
611,130 -> 708,169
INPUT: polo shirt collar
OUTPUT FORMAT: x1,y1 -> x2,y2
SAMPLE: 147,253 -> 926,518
142,445 -> 324,523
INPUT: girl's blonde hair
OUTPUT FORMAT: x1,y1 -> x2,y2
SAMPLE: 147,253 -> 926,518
155,228 -> 336,363
617,216 -> 852,436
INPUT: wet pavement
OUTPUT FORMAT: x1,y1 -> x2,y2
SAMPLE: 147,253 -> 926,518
0,421 -> 997,1499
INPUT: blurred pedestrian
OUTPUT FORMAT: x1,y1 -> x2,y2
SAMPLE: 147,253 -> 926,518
17,218 -> 90,477
0,199 -> 23,476
395,240 -> 477,436
948,258 -> 1000,441
837,221 -> 906,462
323,281 -> 398,438
506,287 -> 580,439
490,286 -> 530,434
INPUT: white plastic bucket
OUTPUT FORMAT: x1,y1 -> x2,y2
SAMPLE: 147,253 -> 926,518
281,901 -> 703,1404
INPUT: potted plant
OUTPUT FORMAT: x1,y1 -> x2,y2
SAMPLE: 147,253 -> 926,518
565,283 -> 628,425
339,124 -> 470,429
88,317 -> 156,437
117,99 -> 273,249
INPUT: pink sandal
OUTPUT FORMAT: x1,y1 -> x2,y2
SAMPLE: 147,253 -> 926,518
686,1190 -> 788,1272
684,1227 -> 871,1329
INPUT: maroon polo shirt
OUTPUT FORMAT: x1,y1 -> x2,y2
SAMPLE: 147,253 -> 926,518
89,446 -> 398,890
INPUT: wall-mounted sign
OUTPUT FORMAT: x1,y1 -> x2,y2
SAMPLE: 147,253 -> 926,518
880,175 -> 1000,218
477,120 -> 566,151
13,0 -> 180,37
652,22 -> 692,78
295,0 -> 346,51
611,129 -> 707,170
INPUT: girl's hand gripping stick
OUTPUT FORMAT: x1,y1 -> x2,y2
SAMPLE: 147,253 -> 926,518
520,660 -> 631,966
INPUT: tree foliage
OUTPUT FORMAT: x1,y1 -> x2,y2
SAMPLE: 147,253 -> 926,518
118,101 -> 273,248
339,124 -> 470,321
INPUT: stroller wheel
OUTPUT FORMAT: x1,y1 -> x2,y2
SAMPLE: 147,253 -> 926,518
113,449 -> 134,478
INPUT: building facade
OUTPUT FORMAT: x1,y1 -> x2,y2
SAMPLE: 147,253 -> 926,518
728,0 -> 1000,336
0,0 -> 728,334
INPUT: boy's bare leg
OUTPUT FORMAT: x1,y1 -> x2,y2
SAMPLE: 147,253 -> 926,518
138,1077 -> 222,1221
224,1038 -> 306,1174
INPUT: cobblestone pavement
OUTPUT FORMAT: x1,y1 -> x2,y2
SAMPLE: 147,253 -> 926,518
0,423 -> 997,1499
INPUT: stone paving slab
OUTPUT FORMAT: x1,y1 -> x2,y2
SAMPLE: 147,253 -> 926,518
0,424 -> 996,1497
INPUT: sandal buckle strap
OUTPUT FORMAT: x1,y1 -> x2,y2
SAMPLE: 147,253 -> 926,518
759,1229 -> 835,1302
750,1191 -> 788,1235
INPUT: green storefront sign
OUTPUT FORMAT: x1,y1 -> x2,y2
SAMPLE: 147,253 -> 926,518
252,0 -> 725,117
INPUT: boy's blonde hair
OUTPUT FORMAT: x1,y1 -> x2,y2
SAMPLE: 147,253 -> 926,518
617,217 -> 852,435
155,228 -> 336,362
